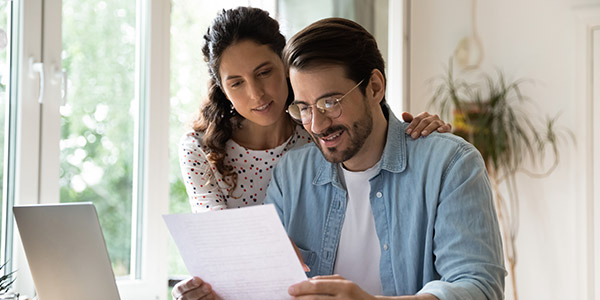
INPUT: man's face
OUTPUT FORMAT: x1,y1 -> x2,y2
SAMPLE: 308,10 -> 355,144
289,65 -> 373,165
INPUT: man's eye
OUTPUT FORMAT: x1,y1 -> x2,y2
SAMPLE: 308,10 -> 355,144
298,106 -> 310,113
319,98 -> 337,109
257,69 -> 271,77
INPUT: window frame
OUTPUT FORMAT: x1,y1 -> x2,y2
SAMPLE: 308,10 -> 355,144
12,0 -> 44,295
1,0 -> 23,281
116,0 -> 170,298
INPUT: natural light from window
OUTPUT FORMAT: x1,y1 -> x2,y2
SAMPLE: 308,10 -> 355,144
60,0 -> 137,277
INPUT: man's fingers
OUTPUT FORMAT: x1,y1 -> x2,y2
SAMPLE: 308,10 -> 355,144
289,277 -> 351,296
311,274 -> 346,280
289,280 -> 335,296
291,295 -> 332,300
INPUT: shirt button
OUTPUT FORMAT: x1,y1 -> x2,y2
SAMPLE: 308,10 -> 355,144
383,244 -> 389,251
376,192 -> 383,198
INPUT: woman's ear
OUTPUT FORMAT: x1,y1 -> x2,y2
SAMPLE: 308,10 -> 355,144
367,69 -> 385,104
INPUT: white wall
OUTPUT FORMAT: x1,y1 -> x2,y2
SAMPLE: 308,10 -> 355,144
409,0 -> 600,299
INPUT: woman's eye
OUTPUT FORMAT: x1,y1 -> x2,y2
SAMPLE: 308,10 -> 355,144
230,81 -> 243,88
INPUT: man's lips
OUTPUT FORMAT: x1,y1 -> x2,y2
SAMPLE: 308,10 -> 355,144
321,130 -> 343,141
314,126 -> 346,146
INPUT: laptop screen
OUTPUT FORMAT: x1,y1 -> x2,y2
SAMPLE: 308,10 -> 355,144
13,203 -> 121,300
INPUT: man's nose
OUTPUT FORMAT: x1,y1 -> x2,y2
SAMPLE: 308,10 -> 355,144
309,107 -> 331,135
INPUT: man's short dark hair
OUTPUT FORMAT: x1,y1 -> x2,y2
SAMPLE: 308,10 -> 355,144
283,17 -> 387,107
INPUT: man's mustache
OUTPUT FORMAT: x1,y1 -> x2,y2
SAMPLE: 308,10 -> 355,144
312,125 -> 347,139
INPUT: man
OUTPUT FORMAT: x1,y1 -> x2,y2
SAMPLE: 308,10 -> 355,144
264,18 -> 505,300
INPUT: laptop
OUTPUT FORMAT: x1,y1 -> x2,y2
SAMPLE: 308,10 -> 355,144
13,202 -> 121,300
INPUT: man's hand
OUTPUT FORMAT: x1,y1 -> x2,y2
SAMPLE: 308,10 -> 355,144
402,112 -> 452,139
171,276 -> 216,300
288,275 -> 376,300
288,275 -> 440,300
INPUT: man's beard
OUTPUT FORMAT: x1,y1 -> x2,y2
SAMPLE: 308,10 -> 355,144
310,102 -> 373,164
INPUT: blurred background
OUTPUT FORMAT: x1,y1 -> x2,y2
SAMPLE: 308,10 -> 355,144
0,0 -> 597,299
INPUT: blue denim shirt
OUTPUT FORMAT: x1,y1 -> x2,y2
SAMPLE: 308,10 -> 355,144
265,109 -> 506,300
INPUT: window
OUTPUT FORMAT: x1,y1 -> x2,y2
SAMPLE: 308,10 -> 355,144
11,0 -> 169,298
60,0 -> 138,278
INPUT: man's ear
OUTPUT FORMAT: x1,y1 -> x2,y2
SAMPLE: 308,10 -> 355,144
367,69 -> 385,104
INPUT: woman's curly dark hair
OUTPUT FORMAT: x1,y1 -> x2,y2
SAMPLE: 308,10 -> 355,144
192,7 -> 290,195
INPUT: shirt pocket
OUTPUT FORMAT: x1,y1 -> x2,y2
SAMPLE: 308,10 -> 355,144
297,246 -> 317,274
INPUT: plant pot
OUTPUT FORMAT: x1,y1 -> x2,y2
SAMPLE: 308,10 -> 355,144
452,102 -> 491,166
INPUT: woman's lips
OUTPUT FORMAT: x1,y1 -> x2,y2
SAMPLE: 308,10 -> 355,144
253,101 -> 272,112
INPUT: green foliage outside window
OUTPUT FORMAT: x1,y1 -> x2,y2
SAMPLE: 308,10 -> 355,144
61,0 -> 136,277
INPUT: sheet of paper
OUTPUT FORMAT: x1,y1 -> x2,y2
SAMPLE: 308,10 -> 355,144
163,204 -> 307,300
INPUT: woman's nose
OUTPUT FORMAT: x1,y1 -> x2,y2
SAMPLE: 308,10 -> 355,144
248,81 -> 265,101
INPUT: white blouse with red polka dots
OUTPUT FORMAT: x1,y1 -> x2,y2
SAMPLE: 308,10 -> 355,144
179,126 -> 312,213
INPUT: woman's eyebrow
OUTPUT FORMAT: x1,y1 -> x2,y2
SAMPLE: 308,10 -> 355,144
224,61 -> 272,81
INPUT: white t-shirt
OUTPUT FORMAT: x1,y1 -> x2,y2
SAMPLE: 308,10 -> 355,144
333,162 -> 383,296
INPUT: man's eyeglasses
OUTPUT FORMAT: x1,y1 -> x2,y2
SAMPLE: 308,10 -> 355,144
287,79 -> 365,125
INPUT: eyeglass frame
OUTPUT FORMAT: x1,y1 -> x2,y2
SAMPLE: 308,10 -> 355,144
286,78 -> 366,125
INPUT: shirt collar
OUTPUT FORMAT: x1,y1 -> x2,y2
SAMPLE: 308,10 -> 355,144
379,107 -> 408,173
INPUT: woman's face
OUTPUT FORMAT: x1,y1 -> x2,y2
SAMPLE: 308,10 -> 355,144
219,40 -> 289,127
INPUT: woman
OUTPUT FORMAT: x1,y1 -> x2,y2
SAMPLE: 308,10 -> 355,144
174,7 -> 451,300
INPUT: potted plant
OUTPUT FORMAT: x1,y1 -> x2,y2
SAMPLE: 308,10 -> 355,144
0,261 -> 17,299
429,60 -> 572,300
